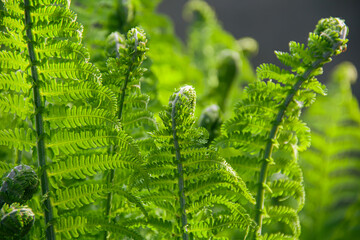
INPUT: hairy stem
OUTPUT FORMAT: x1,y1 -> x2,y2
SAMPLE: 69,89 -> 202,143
253,47 -> 341,238
172,95 -> 189,240
104,31 -> 138,240
24,0 -> 55,239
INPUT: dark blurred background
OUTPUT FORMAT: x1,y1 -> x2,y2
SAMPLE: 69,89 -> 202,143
158,0 -> 360,99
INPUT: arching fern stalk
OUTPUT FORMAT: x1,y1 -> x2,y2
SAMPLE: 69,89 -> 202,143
216,17 -> 348,239
0,0 -> 142,239
143,86 -> 255,239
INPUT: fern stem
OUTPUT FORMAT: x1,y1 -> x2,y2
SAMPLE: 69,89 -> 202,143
15,149 -> 22,164
117,33 -> 138,121
172,95 -> 189,240
253,48 -> 341,238
24,0 -> 55,239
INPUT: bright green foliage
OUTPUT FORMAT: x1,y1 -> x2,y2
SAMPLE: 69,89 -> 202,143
143,86 -> 255,239
216,17 -> 348,239
0,1 -> 356,240
300,62 -> 360,240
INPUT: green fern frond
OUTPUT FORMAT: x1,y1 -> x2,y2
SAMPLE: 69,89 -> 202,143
55,216 -> 89,239
0,51 -> 28,72
0,94 -> 33,120
0,72 -> 32,92
44,105 -> 120,129
40,81 -> 117,114
32,21 -> 83,40
0,128 -> 36,152
263,206 -> 300,238
216,17 -> 348,239
47,129 -> 133,155
53,183 -> 107,210
269,179 -> 305,210
35,40 -> 90,61
55,215 -> 144,240
48,153 -> 139,180
258,233 -> 294,240
39,62 -> 100,82
0,32 -> 27,50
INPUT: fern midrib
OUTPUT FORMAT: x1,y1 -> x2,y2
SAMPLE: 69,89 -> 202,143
24,0 -> 55,239
253,43 -> 343,238
171,94 -> 189,240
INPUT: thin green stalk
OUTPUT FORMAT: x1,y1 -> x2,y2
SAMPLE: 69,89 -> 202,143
252,46 -> 342,239
171,95 -> 189,240
24,0 -> 55,239
15,149 -> 22,164
104,31 -> 138,240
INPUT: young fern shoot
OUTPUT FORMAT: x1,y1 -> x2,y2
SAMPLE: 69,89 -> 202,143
216,17 -> 348,239
144,86 -> 255,239
102,27 -> 153,239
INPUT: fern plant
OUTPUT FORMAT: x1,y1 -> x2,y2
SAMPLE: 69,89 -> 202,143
300,62 -> 360,240
216,17 -> 348,239
0,0 -> 355,239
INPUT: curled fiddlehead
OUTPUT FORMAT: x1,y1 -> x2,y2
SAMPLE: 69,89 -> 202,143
0,204 -> 35,240
0,165 -> 39,209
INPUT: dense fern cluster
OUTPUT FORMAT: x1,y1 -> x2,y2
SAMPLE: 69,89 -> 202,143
0,0 -> 144,239
0,0 -> 356,239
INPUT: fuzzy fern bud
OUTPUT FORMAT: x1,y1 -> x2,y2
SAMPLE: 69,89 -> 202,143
0,204 -> 35,240
170,85 -> 196,117
310,17 -> 348,57
0,165 -> 39,206
314,17 -> 348,51
126,27 -> 148,64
